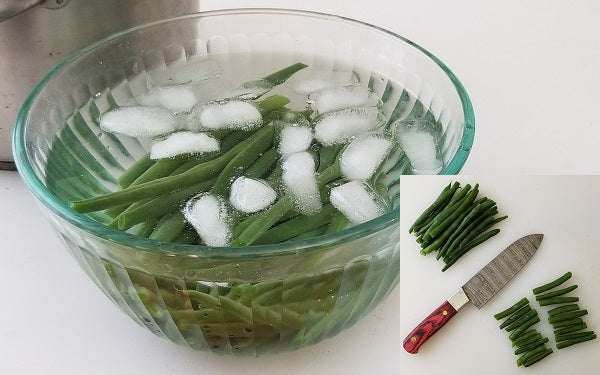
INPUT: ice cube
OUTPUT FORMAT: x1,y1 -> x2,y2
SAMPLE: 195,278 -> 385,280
330,180 -> 385,224
229,176 -> 277,213
285,69 -> 359,95
340,135 -> 393,180
278,125 -> 313,156
397,127 -> 442,174
100,106 -> 178,138
191,100 -> 262,131
150,132 -> 219,160
310,85 -> 378,115
182,193 -> 230,247
136,85 -> 197,113
281,151 -> 321,215
314,107 -> 383,145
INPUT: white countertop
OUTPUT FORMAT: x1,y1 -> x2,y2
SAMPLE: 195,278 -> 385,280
400,176 -> 600,373
2,0 -> 600,374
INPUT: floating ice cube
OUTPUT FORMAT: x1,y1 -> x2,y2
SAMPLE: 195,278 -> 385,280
340,135 -> 393,180
150,132 -> 219,160
285,69 -> 359,95
100,106 -> 178,138
397,128 -> 442,174
191,100 -> 262,131
314,107 -> 383,145
136,85 -> 198,113
278,125 -> 313,156
182,193 -> 230,247
229,177 -> 277,213
281,151 -> 321,215
310,85 -> 378,115
330,181 -> 385,224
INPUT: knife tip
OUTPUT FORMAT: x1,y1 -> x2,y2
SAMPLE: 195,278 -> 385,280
528,233 -> 544,247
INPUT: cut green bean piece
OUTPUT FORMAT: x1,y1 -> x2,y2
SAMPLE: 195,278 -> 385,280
499,305 -> 532,329
533,271 -> 572,295
535,284 -> 578,300
523,348 -> 553,367
556,334 -> 596,349
505,309 -> 538,332
512,330 -> 540,347
553,323 -> 587,336
494,297 -> 529,320
548,304 -> 580,317
548,310 -> 588,324
556,331 -> 596,342
516,345 -> 547,366
538,296 -> 579,306
552,317 -> 584,329
509,315 -> 540,341
514,337 -> 549,355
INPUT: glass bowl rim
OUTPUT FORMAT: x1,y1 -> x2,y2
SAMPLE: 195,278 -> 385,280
13,8 -> 474,259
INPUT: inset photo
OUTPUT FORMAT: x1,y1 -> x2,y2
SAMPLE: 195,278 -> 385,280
400,176 -> 599,373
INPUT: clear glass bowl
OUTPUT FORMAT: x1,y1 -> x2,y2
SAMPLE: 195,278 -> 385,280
13,9 -> 474,355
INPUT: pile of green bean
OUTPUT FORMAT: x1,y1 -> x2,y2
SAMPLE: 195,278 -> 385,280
494,298 -> 553,367
533,271 -> 596,349
409,182 -> 507,271
68,62 -> 396,246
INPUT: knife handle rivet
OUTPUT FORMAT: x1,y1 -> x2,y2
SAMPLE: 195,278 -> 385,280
442,310 -> 448,316
410,336 -> 417,343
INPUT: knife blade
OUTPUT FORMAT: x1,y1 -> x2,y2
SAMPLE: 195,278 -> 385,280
402,233 -> 543,354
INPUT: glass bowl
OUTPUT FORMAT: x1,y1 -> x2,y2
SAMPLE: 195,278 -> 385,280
13,9 -> 474,355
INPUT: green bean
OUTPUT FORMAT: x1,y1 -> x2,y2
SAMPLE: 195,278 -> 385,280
172,226 -> 199,245
425,184 -> 479,240
262,62 -> 308,86
326,212 -> 349,234
117,178 -> 215,230
420,204 -> 472,255
538,296 -> 579,306
71,124 -> 275,212
514,332 -> 543,349
409,182 -> 457,233
254,204 -> 336,245
317,144 -> 343,173
244,148 -> 279,179
210,127 -> 274,196
509,315 -> 540,341
494,298 -> 529,320
548,304 -> 580,317
442,229 -> 501,271
556,334 -> 597,349
503,307 -> 536,331
289,225 -> 328,241
553,323 -> 587,336
118,154 -> 154,188
533,271 -> 573,295
149,212 -> 186,242
535,284 -> 578,301
556,331 -> 596,342
444,184 -> 472,211
516,345 -> 547,366
514,337 -> 549,355
552,317 -> 584,329
421,184 -> 472,241
512,330 -> 541,347
438,206 -> 498,260
450,212 -> 505,254
548,310 -> 588,324
523,348 -> 553,367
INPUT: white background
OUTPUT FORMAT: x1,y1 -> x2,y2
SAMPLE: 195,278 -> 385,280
2,0 -> 600,374
400,176 -> 600,373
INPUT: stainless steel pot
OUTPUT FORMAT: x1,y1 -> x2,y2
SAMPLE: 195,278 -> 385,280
0,0 -> 201,168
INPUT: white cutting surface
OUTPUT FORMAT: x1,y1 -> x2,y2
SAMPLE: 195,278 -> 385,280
3,0 -> 600,374
401,176 -> 600,374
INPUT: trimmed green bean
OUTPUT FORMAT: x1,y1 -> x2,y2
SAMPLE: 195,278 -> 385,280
244,148 -> 279,179
533,271 -> 573,295
535,284 -> 578,301
555,331 -> 596,342
509,315 -> 541,341
425,184 -> 479,240
538,296 -> 579,306
512,330 -> 541,347
420,204 -> 473,255
553,323 -> 587,336
552,317 -> 584,329
548,310 -> 588,324
514,337 -> 549,355
325,212 -> 349,234
494,298 -> 529,320
262,62 -> 308,86
118,154 -> 154,188
523,348 -> 553,367
442,228 -> 501,271
438,206 -> 498,260
149,212 -> 186,242
504,309 -> 537,332
409,182 -> 456,233
516,345 -> 547,366
500,305 -> 532,329
556,334 -> 596,349
548,304 -> 580,317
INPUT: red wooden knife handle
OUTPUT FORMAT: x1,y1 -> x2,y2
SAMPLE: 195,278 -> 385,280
403,300 -> 458,354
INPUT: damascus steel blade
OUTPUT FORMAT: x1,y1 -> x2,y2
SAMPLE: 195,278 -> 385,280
462,234 -> 543,309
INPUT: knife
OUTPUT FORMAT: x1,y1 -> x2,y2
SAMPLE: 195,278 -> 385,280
403,233 -> 543,354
